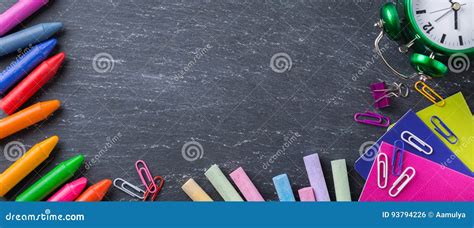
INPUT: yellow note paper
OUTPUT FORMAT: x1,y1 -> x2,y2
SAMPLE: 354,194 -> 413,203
417,92 -> 474,172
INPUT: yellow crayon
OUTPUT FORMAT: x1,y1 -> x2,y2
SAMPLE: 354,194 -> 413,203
0,136 -> 58,196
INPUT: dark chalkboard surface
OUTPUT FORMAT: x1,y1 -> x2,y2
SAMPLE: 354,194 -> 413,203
0,0 -> 472,201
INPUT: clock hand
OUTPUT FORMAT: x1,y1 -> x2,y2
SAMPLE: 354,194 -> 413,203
454,9 -> 458,29
430,4 -> 466,13
435,8 -> 453,22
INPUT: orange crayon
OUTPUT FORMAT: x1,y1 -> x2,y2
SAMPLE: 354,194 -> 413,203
0,100 -> 60,139
0,136 -> 58,196
75,179 -> 112,202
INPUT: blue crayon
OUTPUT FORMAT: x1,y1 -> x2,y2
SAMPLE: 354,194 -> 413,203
272,174 -> 295,201
0,23 -> 62,57
0,39 -> 57,95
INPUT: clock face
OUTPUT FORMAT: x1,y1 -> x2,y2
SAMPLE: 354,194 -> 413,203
411,0 -> 473,51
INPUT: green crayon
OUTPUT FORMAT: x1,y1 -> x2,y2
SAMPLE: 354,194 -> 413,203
16,155 -> 84,202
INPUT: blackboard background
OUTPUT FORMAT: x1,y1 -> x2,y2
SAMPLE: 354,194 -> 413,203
0,0 -> 472,201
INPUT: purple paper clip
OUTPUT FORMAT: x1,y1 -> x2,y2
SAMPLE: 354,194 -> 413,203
392,140 -> 404,176
354,111 -> 390,127
370,82 -> 409,109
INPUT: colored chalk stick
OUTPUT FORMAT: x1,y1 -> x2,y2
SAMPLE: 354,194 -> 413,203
181,178 -> 213,202
0,136 -> 58,196
229,167 -> 264,201
298,187 -> 316,202
331,159 -> 351,201
204,164 -> 243,201
272,174 -> 295,202
303,153 -> 330,201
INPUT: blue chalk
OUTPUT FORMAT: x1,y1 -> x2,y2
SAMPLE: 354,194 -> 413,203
272,174 -> 295,202
0,39 -> 57,94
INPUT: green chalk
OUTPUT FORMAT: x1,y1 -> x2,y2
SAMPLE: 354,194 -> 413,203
204,164 -> 243,201
331,159 -> 351,201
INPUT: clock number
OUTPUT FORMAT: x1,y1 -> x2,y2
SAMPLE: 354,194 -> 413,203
422,22 -> 434,34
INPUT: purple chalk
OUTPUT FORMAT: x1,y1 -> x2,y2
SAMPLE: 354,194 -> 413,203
303,153 -> 330,201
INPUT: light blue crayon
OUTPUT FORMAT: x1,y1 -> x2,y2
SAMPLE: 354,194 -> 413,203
272,174 -> 295,201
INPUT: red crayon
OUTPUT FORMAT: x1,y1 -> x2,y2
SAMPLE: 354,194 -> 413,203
75,179 -> 112,202
0,52 -> 65,116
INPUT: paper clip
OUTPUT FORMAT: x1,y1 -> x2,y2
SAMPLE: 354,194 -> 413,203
391,140 -> 404,176
135,160 -> 157,194
430,116 -> 458,144
376,153 -> 388,189
113,178 -> 146,200
354,111 -> 390,127
389,167 -> 416,197
400,131 -> 433,155
414,81 -> 445,107
143,176 -> 165,201
371,82 -> 409,109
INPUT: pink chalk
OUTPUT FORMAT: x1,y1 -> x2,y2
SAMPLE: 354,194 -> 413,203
229,167 -> 264,201
298,187 -> 316,201
0,0 -> 49,37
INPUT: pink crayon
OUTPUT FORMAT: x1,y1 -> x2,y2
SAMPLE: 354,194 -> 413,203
47,177 -> 87,202
298,187 -> 316,201
229,167 -> 264,201
0,0 -> 49,37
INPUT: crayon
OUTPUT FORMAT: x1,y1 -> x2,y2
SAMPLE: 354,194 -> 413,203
75,179 -> 112,202
181,178 -> 213,202
0,39 -> 56,94
298,187 -> 316,202
0,100 -> 60,139
16,155 -> 84,202
0,136 -> 58,197
0,53 -> 65,115
0,0 -> 49,37
303,153 -> 330,201
272,174 -> 295,201
0,23 -> 62,56
204,164 -> 243,201
47,177 -> 88,202
331,159 -> 351,201
229,167 -> 264,201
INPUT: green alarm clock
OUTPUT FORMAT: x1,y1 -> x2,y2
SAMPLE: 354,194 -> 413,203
375,0 -> 473,80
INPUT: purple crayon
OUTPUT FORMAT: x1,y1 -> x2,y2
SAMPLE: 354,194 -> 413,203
0,0 -> 49,37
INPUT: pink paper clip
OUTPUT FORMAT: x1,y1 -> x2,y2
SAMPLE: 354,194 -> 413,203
135,160 -> 157,194
354,111 -> 390,127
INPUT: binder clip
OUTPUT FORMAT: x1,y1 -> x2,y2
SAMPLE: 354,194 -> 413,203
389,167 -> 416,197
370,82 -> 409,109
431,116 -> 458,144
354,111 -> 390,127
414,81 -> 445,107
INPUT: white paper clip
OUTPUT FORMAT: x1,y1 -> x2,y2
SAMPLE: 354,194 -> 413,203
113,178 -> 146,200
400,131 -> 433,155
376,153 -> 388,189
389,167 -> 416,197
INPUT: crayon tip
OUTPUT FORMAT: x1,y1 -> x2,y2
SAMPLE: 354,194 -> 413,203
62,154 -> 84,170
95,179 -> 112,192
38,39 -> 57,51
39,100 -> 61,116
46,52 -> 66,67
36,135 -> 59,152
70,177 -> 88,190
43,22 -> 63,34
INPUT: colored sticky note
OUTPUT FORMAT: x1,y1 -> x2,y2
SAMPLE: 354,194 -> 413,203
229,167 -> 264,201
303,153 -> 330,201
272,174 -> 295,201
417,92 -> 474,172
355,110 -> 473,179
331,159 -> 351,201
204,164 -> 243,201
181,178 -> 213,202
298,187 -> 316,201
360,142 -> 474,201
